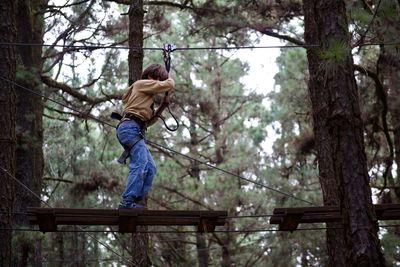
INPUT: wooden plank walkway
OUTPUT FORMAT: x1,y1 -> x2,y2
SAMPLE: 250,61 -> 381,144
270,204 -> 400,231
28,207 -> 227,233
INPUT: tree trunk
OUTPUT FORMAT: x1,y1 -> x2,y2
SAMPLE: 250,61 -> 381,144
128,1 -> 151,266
303,1 -> 385,266
128,0 -> 144,87
56,232 -> 64,267
208,48 -> 233,267
13,1 -> 46,265
14,0 -> 46,223
0,0 -> 17,266
188,105 -> 210,267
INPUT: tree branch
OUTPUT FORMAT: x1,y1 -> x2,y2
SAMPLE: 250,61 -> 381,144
250,27 -> 305,46
354,64 -> 394,188
42,75 -> 122,105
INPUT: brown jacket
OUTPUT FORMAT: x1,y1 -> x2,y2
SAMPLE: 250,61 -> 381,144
122,78 -> 175,121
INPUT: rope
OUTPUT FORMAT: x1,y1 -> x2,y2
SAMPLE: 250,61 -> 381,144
2,224 -> 399,233
0,166 -> 134,266
159,43 -> 179,131
0,227 -> 328,233
0,75 -> 315,205
0,41 -> 399,51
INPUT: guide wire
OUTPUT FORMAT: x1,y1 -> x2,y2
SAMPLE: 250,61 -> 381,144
2,224 -> 399,233
0,41 -> 400,51
0,75 -> 315,205
0,227 -> 331,233
0,166 -> 135,266
146,138 -> 315,205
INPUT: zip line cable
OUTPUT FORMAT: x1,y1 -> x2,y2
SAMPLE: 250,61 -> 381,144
36,239 -> 270,263
146,139 -> 314,205
0,76 -> 115,128
0,227 -> 337,233
0,166 -> 51,208
0,41 -> 400,51
0,75 -> 315,205
0,166 -> 134,266
0,39 -> 395,260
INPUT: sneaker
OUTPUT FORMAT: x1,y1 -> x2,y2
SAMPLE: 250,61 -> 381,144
118,199 -> 146,209
132,203 -> 146,209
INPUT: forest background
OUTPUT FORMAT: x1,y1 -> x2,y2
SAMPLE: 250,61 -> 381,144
0,0 -> 400,266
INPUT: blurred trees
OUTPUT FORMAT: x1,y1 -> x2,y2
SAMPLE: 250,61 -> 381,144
3,0 -> 400,266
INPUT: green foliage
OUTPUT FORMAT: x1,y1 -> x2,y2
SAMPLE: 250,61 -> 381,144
350,8 -> 372,23
380,228 -> 400,266
319,40 -> 348,62
15,0 -> 400,266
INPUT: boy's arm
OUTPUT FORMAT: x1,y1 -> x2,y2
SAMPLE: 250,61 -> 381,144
136,78 -> 175,94
122,85 -> 133,104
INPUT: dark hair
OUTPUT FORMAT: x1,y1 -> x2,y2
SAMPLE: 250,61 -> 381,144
141,63 -> 169,81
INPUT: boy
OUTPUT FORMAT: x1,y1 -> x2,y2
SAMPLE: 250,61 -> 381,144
117,63 -> 174,209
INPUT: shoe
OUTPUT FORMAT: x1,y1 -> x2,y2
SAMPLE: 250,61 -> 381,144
118,199 -> 146,209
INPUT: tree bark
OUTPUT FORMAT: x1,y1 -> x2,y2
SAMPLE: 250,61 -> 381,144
303,0 -> 385,266
128,0 -> 144,87
0,0 -> 17,266
128,1 -> 151,266
12,1 -> 47,265
14,0 -> 46,223
188,105 -> 209,267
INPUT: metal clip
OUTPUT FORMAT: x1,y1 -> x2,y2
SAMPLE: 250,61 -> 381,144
163,43 -> 176,73
163,43 -> 176,52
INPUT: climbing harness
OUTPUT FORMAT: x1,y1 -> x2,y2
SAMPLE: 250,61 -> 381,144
113,113 -> 146,164
116,130 -> 143,164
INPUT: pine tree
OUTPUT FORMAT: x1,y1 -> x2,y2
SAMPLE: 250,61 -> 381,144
0,1 -> 17,265
304,0 -> 385,265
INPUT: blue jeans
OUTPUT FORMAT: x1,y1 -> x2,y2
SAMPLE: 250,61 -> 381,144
116,120 -> 156,202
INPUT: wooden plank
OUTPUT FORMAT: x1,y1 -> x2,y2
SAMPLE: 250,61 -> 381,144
27,207 -> 228,233
35,209 -> 56,232
279,210 -> 304,231
119,210 -> 138,233
28,208 -> 226,217
273,206 -> 339,214
270,204 -> 400,231
198,216 -> 219,233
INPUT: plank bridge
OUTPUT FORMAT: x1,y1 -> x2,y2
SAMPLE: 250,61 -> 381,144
28,208 -> 227,233
270,204 -> 400,231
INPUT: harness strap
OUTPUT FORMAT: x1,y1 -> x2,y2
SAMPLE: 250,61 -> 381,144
112,112 -> 146,165
117,133 -> 143,164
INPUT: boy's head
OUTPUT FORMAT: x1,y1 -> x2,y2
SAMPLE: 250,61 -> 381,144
141,63 -> 169,81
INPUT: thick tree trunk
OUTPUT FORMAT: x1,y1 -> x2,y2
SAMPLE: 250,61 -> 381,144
128,0 -> 144,87
128,1 -> 151,266
13,1 -> 46,265
0,1 -> 17,266
14,0 -> 46,222
303,1 -> 385,266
